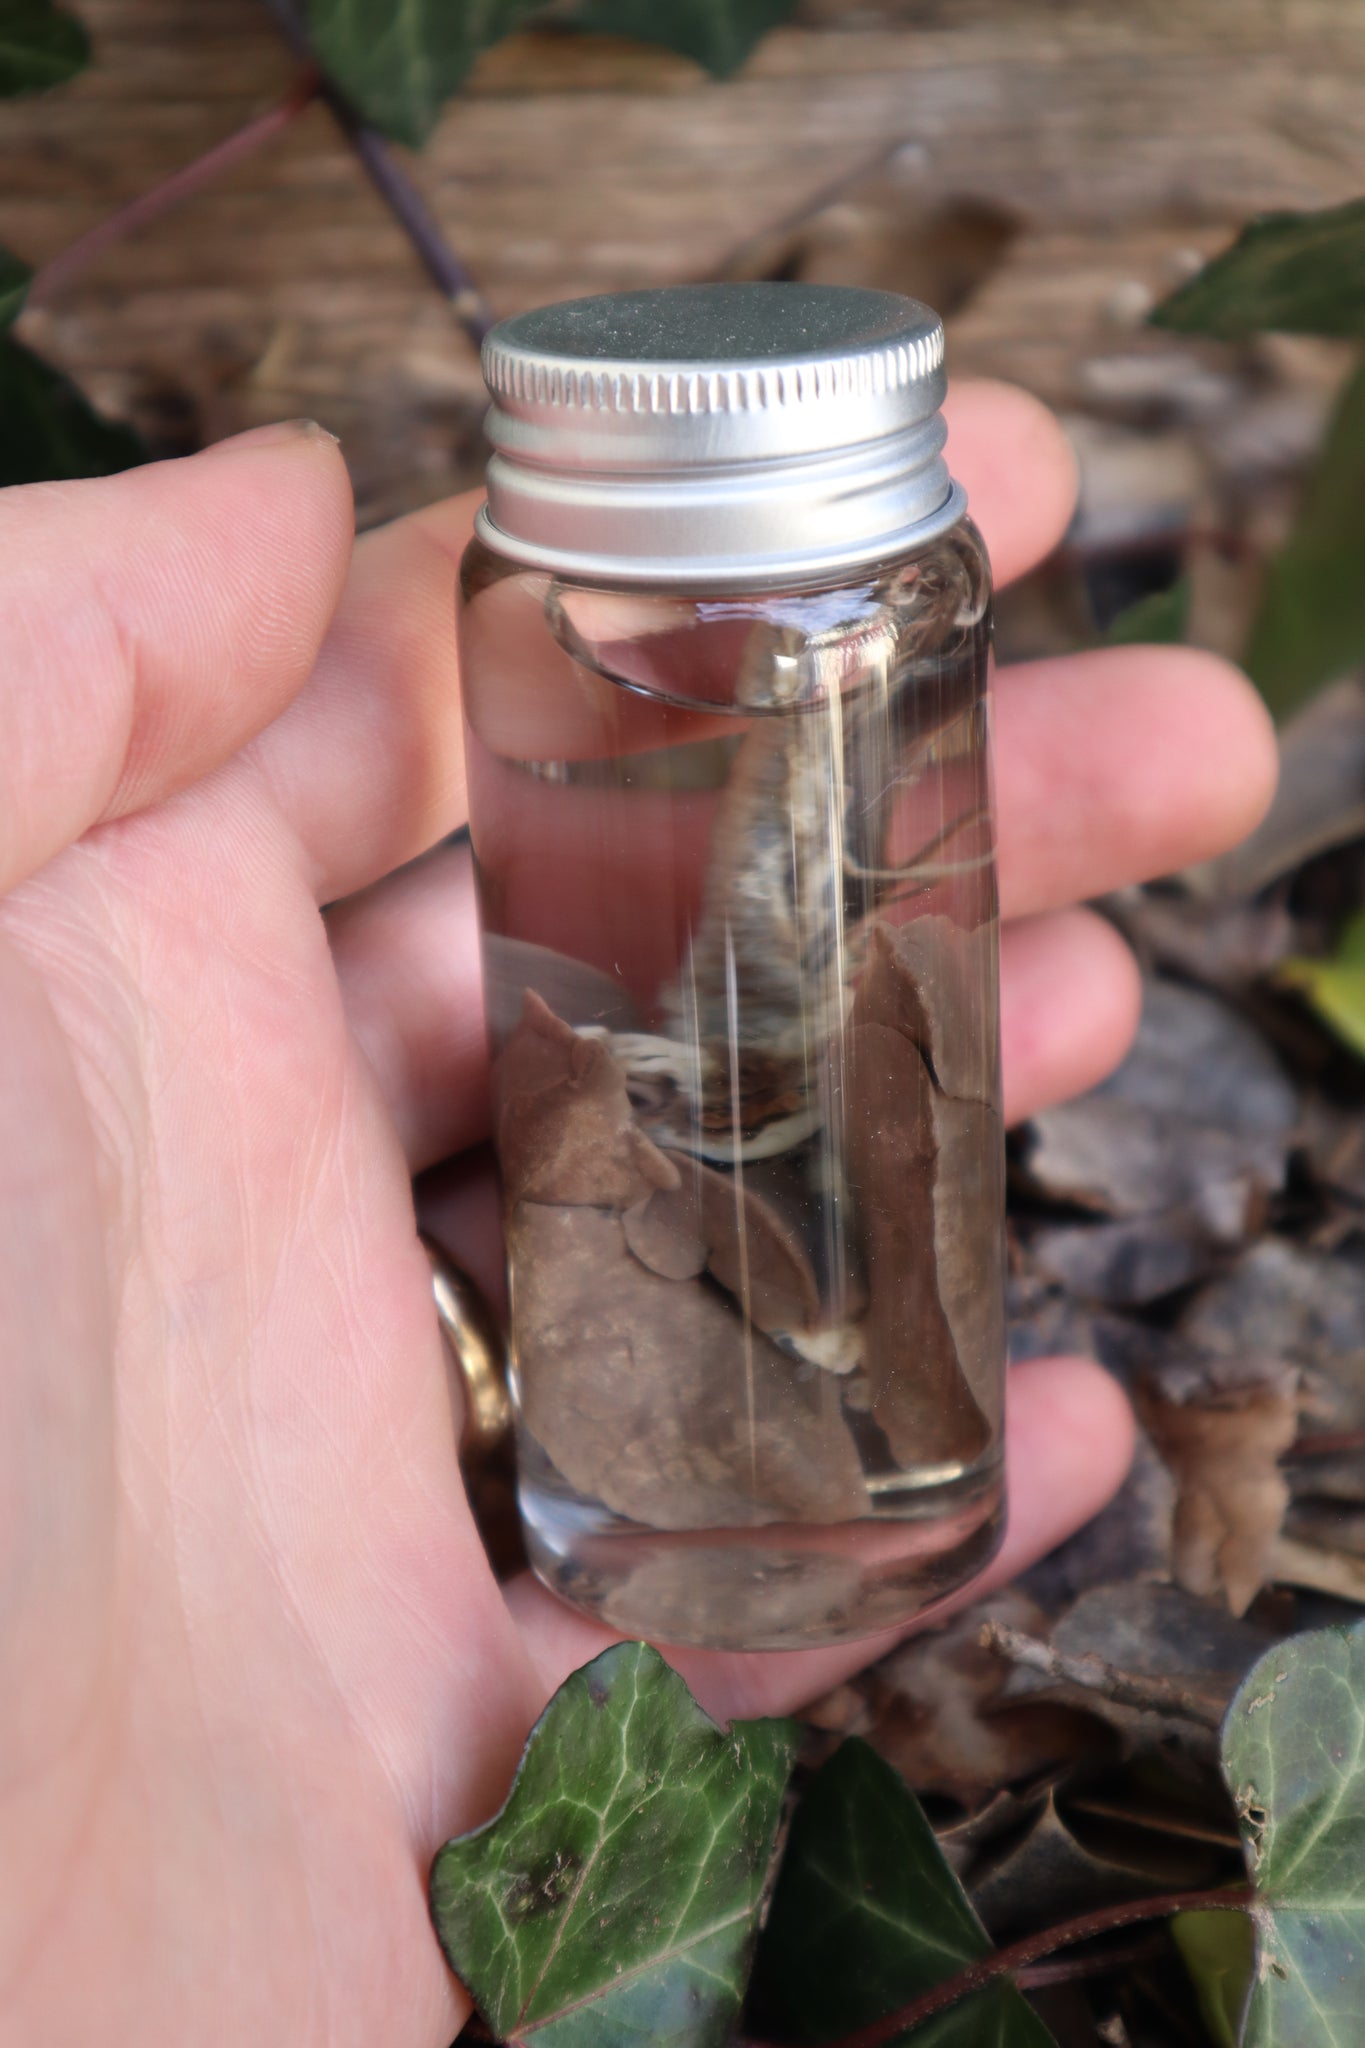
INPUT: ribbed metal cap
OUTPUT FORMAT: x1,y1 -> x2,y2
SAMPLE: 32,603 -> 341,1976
476,283 -> 962,588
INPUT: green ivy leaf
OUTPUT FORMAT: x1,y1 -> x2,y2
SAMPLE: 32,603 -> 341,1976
0,246 -> 32,329
1280,910 -> 1365,1063
0,0 -> 88,97
307,0 -> 545,147
1172,1907 -> 1254,2048
1151,199 -> 1365,339
565,0 -> 797,77
0,335 -> 147,486
430,1641 -> 797,2048
751,1739 -> 1057,2048
1244,357 -> 1365,720
1103,576 -> 1191,646
307,0 -> 797,147
1222,1622 -> 1365,2047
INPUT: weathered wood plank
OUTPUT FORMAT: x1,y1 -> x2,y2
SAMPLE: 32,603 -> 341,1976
2,0 -> 1362,522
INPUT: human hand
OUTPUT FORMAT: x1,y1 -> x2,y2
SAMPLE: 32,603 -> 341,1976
0,392 -> 1275,2045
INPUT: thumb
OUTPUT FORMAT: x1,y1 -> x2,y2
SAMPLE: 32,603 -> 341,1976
0,422 -> 353,894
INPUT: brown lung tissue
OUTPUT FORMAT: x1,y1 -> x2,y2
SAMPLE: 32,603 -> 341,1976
495,989 -> 679,1209
510,1203 -> 868,1529
842,919 -> 997,1469
857,915 -> 997,1105
624,1161 -> 822,1336
494,909 -> 999,1533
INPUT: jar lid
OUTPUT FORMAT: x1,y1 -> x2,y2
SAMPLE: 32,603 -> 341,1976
476,283 -> 964,589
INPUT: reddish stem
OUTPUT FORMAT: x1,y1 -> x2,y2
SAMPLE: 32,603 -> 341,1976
1285,1428 -> 1365,1461
763,1885 -> 1255,2048
260,0 -> 494,341
1013,1931 -> 1166,1990
26,71 -> 320,308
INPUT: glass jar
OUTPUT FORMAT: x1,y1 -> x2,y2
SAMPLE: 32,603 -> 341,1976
460,284 -> 1004,1649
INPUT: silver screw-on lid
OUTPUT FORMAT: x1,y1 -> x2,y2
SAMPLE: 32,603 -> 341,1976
476,283 -> 963,588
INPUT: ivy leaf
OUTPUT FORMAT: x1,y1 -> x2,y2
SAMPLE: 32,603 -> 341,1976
1221,1621 -> 1365,2047
0,248 -> 145,485
1172,1907 -> 1254,2048
306,0 -> 545,148
751,1739 -> 1057,2047
1103,576 -> 1190,647
1280,910 -> 1365,1063
565,0 -> 798,77
430,1641 -> 797,2048
307,0 -> 797,147
0,246 -> 32,329
0,336 -> 147,486
0,0 -> 89,97
1151,199 -> 1365,339
1244,357 -> 1365,720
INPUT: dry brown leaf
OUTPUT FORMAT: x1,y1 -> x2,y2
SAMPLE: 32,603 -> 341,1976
1027,1210 -> 1221,1308
969,1780 -> 1232,1942
1180,1238 -> 1365,1436
1285,1497 -> 1365,1556
846,1590 -> 1107,1810
1106,886 -> 1296,991
1267,1533 -> 1365,1603
1136,1355 -> 1301,1616
1094,978 -> 1297,1137
983,1582 -> 1277,1756
1023,1098 -> 1280,1239
1021,980 -> 1294,1262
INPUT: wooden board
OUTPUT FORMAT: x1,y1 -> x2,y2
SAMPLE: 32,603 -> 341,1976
3,0 -> 1364,527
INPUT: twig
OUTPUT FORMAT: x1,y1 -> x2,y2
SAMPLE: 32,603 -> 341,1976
1014,1931 -> 1166,1990
259,0 -> 494,342
711,137 -> 918,279
763,1886 -> 1255,2048
26,72 -> 320,308
979,1620 -> 1226,1729
1064,1795 -> 1240,1851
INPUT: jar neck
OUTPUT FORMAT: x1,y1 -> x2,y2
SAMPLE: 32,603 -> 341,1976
477,409 -> 965,591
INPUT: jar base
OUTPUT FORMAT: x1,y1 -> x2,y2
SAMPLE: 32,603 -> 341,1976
520,1462 -> 1006,1652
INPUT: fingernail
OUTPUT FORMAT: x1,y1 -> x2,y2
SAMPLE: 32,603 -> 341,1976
206,418 -> 341,455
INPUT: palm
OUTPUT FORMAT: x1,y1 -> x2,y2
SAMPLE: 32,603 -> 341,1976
0,407 -> 1272,2046
3,769 -> 523,2044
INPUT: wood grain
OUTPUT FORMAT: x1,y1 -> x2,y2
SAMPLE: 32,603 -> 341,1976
2,1 -> 1363,527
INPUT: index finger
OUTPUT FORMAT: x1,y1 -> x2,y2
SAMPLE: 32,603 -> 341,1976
0,424 -> 353,896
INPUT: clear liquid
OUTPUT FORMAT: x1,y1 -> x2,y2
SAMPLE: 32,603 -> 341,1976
461,531 -> 1006,1648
